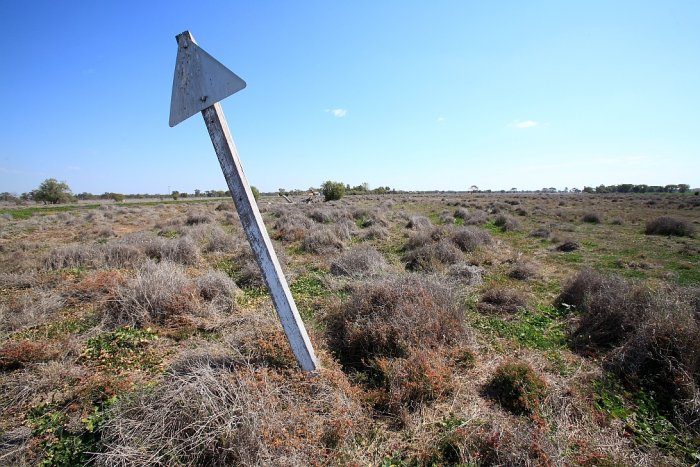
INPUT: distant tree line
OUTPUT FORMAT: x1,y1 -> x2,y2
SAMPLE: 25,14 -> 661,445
582,183 -> 690,194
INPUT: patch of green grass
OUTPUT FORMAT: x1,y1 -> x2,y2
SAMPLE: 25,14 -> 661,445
592,377 -> 700,464
28,396 -> 116,466
157,229 -> 179,239
81,327 -> 159,371
290,272 -> 329,321
471,305 -> 567,351
16,314 -> 99,340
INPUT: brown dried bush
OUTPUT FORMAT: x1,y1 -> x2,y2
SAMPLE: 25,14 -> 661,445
406,215 -> 433,230
0,340 -> 61,370
96,356 -> 366,466
330,245 -> 388,278
478,286 -> 527,313
44,244 -> 101,270
508,260 -> 539,280
102,243 -> 142,268
451,226 -> 492,252
404,240 -> 462,272
326,275 -> 468,371
557,269 -> 700,420
645,216 -> 695,237
196,270 -> 239,312
486,361 -> 547,415
185,213 -> 212,225
582,212 -> 602,224
494,214 -> 519,232
0,290 -> 64,333
105,260 -> 202,328
301,228 -> 344,254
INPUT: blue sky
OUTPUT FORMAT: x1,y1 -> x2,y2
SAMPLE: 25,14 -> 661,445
1,1 -> 699,194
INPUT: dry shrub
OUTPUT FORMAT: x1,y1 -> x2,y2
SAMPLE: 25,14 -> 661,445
582,212 -> 602,224
66,269 -> 127,304
273,212 -> 312,242
196,270 -> 238,312
360,225 -> 389,241
185,213 -> 212,225
478,286 -> 527,313
406,215 -> 433,230
309,208 -> 333,223
139,235 -> 200,265
0,290 -> 64,332
494,214 -> 519,232
529,227 -> 551,239
508,260 -> 539,280
330,245 -> 388,278
557,269 -> 648,349
203,225 -> 239,253
102,243 -> 142,268
326,275 -> 469,414
464,210 -> 488,225
446,263 -> 485,285
367,349 -> 453,414
404,240 -> 462,272
352,208 -> 388,228
333,219 -> 357,241
439,213 -> 455,224
645,216 -> 695,237
451,226 -> 492,252
0,340 -> 62,370
610,217 -> 625,225
486,361 -> 547,415
105,260 -> 202,328
327,275 -> 467,368
556,240 -> 580,252
557,269 -> 700,420
453,207 -> 469,220
0,272 -> 36,289
44,244 -> 100,270
301,228 -> 343,254
96,355 -> 366,466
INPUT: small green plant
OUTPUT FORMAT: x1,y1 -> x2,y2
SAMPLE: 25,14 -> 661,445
321,180 -> 345,201
29,397 -> 116,466
592,377 -> 700,463
250,185 -> 261,201
81,327 -> 158,370
488,361 -> 547,415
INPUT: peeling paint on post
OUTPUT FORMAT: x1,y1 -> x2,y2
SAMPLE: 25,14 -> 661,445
169,31 -> 319,372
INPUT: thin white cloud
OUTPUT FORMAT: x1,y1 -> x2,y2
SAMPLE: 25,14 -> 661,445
513,120 -> 538,129
326,108 -> 347,118
437,117 -> 447,123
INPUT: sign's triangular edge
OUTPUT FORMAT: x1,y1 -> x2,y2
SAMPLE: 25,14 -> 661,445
169,35 -> 246,127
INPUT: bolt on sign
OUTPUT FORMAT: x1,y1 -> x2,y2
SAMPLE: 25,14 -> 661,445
169,31 -> 319,372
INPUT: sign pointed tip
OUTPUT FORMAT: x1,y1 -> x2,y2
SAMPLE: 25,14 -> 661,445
169,32 -> 246,127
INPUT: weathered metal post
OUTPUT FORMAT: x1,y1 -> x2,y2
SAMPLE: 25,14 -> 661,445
169,31 -> 319,372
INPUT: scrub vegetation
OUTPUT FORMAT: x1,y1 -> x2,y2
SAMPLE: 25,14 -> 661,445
0,191 -> 699,465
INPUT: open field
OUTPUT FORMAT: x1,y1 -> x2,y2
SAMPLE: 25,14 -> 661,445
1,192 -> 698,465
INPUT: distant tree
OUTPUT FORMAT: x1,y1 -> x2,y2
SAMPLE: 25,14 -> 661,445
171,190 -> 180,201
583,186 -> 594,193
250,186 -> 260,201
0,192 -> 18,202
321,180 -> 346,201
180,192 -> 189,198
194,189 -> 201,197
678,184 -> 690,193
34,178 -> 73,204
470,185 -> 479,192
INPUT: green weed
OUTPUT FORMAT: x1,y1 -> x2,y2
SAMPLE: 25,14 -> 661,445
81,327 -> 159,371
592,377 -> 700,463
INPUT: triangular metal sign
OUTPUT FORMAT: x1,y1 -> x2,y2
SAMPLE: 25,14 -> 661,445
169,31 -> 246,127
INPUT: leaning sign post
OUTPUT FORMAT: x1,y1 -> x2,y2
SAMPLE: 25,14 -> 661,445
169,31 -> 319,372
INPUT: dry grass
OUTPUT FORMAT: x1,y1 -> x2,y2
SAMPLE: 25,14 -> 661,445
645,216 -> 695,237
330,245 -> 389,278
